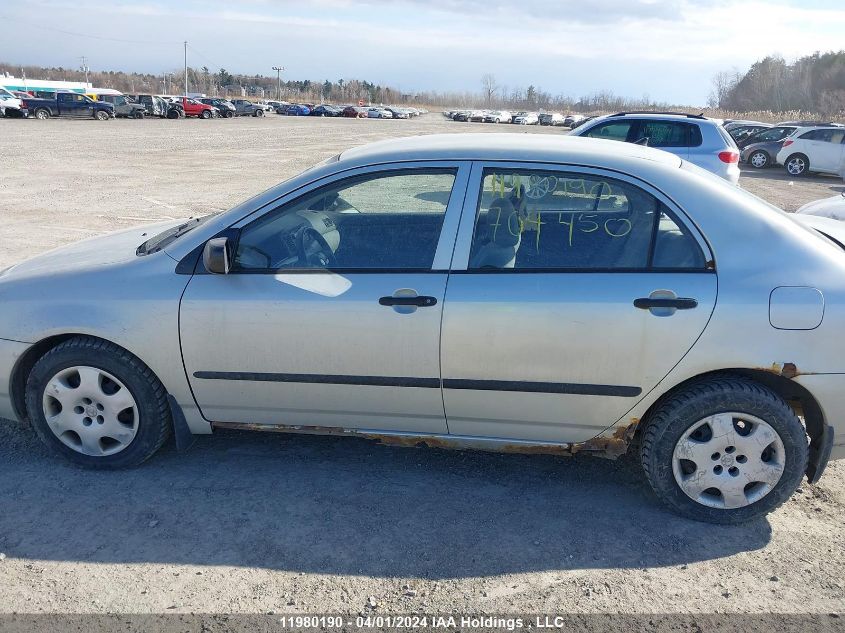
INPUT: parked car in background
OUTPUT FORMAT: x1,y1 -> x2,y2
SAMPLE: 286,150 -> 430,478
231,99 -> 267,117
22,92 -> 114,120
98,94 -> 146,119
453,110 -> 472,122
2,134 -> 842,524
469,110 -> 487,122
199,98 -> 236,118
483,110 -> 512,123
564,114 -> 586,127
570,112 -> 740,184
385,107 -> 410,119
367,107 -> 393,119
738,125 -> 800,168
725,122 -> 771,144
135,95 -> 178,119
176,97 -> 215,119
776,126 -> 845,177
342,106 -> 368,118
0,87 -> 25,117
539,112 -> 565,126
310,104 -> 343,117
271,101 -> 291,114
570,115 -> 597,129
285,104 -> 311,116
514,112 -> 539,125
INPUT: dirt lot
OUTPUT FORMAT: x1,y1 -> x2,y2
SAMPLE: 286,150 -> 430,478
0,114 -> 843,620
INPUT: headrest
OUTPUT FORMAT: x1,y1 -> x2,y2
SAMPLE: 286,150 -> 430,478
488,199 -> 521,247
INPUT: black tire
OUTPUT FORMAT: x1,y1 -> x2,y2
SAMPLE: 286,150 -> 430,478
166,109 -> 179,119
254,109 -> 264,117
133,110 -> 145,119
747,150 -> 769,169
225,110 -> 234,118
34,108 -> 50,120
640,375 -> 808,524
95,110 -> 110,121
25,336 -> 171,469
785,153 -> 809,177
200,109 -> 211,119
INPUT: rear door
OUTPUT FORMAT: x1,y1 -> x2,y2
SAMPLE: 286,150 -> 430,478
635,119 -> 696,160
440,163 -> 717,443
180,162 -> 470,433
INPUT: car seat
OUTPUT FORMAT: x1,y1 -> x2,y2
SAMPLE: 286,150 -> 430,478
470,198 -> 522,269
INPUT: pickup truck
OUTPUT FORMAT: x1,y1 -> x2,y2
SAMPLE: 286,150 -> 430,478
98,94 -> 146,119
22,92 -> 114,120
0,87 -> 26,117
176,97 -> 215,119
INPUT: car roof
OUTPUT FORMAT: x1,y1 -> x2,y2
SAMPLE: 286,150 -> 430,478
791,125 -> 843,135
338,133 -> 683,169
586,112 -> 719,126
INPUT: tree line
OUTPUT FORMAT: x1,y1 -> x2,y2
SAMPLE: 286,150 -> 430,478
711,51 -> 845,117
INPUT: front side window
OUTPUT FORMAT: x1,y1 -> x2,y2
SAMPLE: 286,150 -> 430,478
235,169 -> 457,271
757,127 -> 792,142
468,169 -> 706,271
582,121 -> 634,142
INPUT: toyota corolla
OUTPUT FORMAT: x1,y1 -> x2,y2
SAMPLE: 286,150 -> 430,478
0,134 -> 842,523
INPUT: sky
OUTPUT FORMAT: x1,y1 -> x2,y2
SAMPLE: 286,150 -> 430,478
2,0 -> 845,104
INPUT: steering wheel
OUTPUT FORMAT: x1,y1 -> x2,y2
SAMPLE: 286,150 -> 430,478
295,226 -> 337,268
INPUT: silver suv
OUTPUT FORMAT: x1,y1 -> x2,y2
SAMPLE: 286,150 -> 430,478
570,112 -> 740,184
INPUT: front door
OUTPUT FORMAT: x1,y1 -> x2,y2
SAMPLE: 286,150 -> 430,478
441,164 -> 717,443
180,163 -> 469,433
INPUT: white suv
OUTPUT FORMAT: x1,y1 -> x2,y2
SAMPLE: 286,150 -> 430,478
569,112 -> 740,184
776,126 -> 845,177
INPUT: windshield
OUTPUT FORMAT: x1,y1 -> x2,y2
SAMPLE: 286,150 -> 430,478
136,213 -> 219,255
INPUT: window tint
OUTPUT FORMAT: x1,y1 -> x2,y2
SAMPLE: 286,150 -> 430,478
756,127 -> 792,142
468,169 -> 706,270
235,170 -> 456,271
637,121 -> 698,147
583,121 -> 633,142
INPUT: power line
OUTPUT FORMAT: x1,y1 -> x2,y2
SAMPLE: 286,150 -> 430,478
0,14 -> 182,45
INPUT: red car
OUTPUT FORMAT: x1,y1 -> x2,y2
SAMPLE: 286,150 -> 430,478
342,106 -> 368,118
179,97 -> 215,119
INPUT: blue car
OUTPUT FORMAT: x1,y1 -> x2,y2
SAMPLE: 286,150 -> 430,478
285,104 -> 311,116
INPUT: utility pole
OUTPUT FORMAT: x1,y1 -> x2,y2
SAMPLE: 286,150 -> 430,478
183,41 -> 188,96
272,66 -> 284,101
79,56 -> 90,87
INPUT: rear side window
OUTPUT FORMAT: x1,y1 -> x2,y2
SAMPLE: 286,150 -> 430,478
637,121 -> 701,148
582,121 -> 633,142
468,168 -> 707,271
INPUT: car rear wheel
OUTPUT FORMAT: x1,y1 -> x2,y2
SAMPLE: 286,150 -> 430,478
25,336 -> 171,469
640,375 -> 808,524
200,110 -> 211,119
34,108 -> 50,120
95,110 -> 110,121
748,150 -> 769,169
785,153 -> 809,176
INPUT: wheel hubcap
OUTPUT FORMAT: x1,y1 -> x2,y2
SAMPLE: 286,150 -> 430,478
787,158 -> 805,174
751,153 -> 767,167
42,366 -> 138,456
672,412 -> 785,510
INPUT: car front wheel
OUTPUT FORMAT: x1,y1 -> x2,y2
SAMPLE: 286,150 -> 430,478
25,336 -> 171,468
640,375 -> 808,523
95,110 -> 110,121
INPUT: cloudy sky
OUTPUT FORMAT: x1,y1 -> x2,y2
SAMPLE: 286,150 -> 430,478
2,0 -> 844,104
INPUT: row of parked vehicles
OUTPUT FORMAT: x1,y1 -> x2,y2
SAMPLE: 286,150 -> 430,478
0,87 -> 428,122
444,109 -> 590,127
724,119 -> 845,178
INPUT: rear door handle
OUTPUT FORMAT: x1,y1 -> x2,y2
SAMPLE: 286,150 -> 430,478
634,297 -> 698,310
379,296 -> 438,307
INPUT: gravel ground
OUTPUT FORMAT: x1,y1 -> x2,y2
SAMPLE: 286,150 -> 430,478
0,114 -> 843,620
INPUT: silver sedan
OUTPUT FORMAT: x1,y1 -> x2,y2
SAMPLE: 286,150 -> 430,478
1,134 -> 842,523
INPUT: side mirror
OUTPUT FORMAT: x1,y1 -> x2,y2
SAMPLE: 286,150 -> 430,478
203,237 -> 232,274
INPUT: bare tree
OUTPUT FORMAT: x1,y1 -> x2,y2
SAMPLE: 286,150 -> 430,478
481,73 -> 498,106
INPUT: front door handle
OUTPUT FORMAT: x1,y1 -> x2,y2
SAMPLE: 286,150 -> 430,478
379,295 -> 437,307
634,297 -> 698,310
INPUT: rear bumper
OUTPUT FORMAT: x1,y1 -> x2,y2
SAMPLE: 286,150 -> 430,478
0,338 -> 32,422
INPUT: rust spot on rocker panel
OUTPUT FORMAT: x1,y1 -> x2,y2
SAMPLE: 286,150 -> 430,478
211,418 -> 641,459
